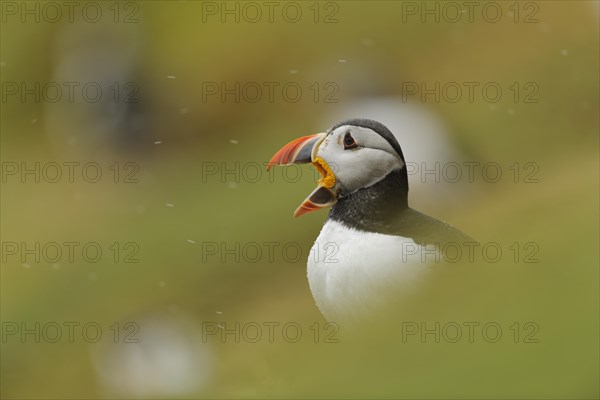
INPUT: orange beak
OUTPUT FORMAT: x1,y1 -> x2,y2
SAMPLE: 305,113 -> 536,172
266,133 -> 323,171
267,133 -> 338,218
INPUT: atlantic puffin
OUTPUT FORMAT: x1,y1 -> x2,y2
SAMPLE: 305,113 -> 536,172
267,119 -> 473,323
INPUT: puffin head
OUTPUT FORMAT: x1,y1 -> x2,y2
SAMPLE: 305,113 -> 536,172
267,118 -> 408,217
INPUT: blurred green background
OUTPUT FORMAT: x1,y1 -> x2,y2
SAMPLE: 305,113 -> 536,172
1,1 -> 598,398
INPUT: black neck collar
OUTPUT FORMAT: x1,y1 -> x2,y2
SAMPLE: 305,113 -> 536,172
328,169 -> 409,232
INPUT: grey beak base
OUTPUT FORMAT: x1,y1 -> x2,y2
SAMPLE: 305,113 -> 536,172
294,136 -> 321,164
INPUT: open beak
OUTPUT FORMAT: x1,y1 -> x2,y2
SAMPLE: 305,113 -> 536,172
267,133 -> 338,217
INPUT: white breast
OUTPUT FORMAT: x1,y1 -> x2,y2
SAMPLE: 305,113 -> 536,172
307,219 -> 436,323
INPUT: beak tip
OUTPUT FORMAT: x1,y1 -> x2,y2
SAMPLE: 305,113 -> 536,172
293,205 -> 306,218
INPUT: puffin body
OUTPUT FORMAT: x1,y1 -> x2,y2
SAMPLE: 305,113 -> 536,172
268,119 -> 472,322
308,219 -> 428,321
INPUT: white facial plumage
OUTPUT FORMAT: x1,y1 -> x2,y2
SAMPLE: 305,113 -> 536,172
314,125 -> 405,196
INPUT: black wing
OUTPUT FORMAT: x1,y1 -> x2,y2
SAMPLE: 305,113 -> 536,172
372,207 -> 475,249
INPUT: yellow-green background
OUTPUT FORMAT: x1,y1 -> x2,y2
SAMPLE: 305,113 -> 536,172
1,1 -> 598,398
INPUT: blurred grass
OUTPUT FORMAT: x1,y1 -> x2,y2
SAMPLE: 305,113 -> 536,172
1,1 -> 599,399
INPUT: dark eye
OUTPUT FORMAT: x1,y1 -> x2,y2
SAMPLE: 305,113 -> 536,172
343,132 -> 358,149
